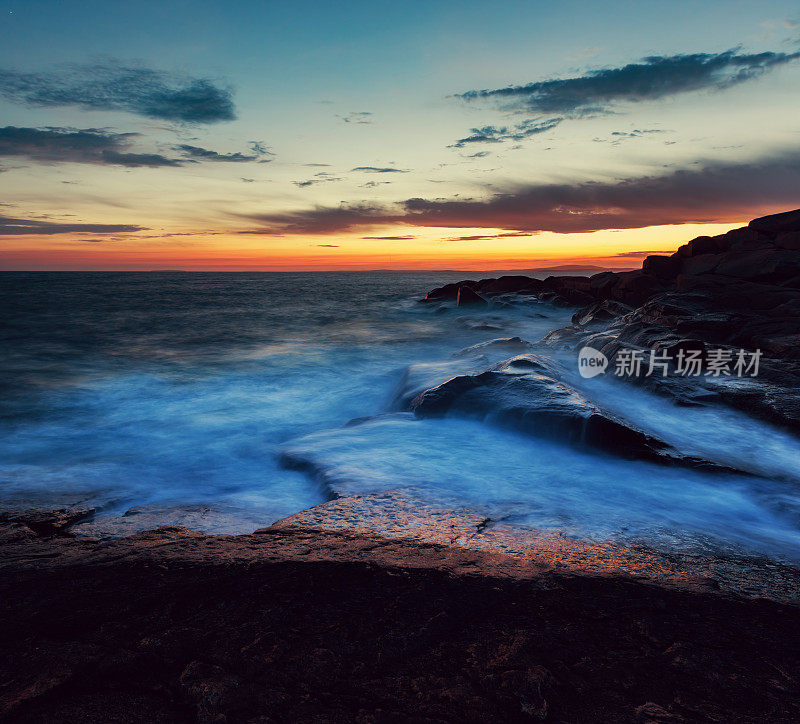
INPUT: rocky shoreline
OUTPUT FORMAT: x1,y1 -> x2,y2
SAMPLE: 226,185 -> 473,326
3,209 -> 800,722
420,208 -> 800,433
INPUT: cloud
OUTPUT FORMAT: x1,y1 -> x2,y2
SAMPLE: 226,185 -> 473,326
338,111 -> 373,124
0,213 -> 147,236
0,126 -> 184,167
351,166 -> 409,173
444,231 -> 533,241
449,118 -> 562,148
362,235 -> 417,240
316,244 -> 340,247
613,249 -> 677,257
455,48 -> 800,115
238,151 -> 800,234
248,141 -> 272,156
610,129 -> 665,137
0,61 -> 236,123
293,171 -> 342,188
360,180 -> 392,188
175,144 -> 260,162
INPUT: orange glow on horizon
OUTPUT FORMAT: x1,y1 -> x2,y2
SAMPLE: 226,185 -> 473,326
0,221 -> 745,271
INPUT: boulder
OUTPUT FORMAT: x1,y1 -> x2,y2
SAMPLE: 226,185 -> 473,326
456,285 -> 490,307
642,255 -> 681,279
587,270 -> 620,297
572,300 -> 634,326
476,275 -> 542,294
423,280 -> 477,302
685,235 -> 719,256
453,337 -> 534,357
6,507 -> 95,536
407,354 -> 726,466
775,231 -> 800,251
749,208 -> 800,236
538,325 -> 591,349
611,271 -> 669,306
714,249 -> 800,282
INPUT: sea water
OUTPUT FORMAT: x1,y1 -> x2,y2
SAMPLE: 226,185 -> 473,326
1,271 -> 799,561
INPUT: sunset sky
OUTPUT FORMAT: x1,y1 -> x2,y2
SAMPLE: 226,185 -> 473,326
1,0 -> 799,270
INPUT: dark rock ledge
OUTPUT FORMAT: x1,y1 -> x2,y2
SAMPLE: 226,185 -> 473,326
422,208 -> 800,431
2,515 -> 800,723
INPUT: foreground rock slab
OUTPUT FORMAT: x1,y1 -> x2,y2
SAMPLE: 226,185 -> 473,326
1,520 -> 799,723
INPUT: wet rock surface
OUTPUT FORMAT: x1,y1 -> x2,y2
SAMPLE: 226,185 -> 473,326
404,353 -> 736,470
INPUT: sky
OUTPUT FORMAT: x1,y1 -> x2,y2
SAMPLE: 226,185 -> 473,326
1,0 -> 799,271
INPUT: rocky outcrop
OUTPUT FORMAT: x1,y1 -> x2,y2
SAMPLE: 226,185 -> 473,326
422,208 -> 800,431
423,275 -> 542,302
1,506 -> 94,536
405,353 -> 733,468
456,285 -> 489,306
2,522 -> 799,723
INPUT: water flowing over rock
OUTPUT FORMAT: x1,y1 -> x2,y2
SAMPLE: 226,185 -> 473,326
405,353 -> 732,468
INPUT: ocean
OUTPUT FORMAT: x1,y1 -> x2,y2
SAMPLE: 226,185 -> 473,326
2,271 -> 800,561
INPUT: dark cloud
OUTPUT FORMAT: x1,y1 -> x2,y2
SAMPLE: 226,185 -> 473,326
175,144 -> 259,162
238,151 -> 800,234
444,231 -> 533,241
351,166 -> 409,173
449,118 -> 562,148
362,235 -> 417,240
316,244 -> 340,247
0,126 -> 183,167
241,204 -> 386,234
360,180 -> 392,188
293,171 -> 342,188
614,249 -> 677,257
455,49 -> 800,115
0,62 -> 236,123
248,141 -> 272,156
339,111 -> 373,124
0,213 -> 147,236
610,129 -> 665,137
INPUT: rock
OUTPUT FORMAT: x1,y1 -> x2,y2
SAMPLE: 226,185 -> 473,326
610,270 -> 669,306
538,291 -> 572,306
456,285 -> 490,307
476,275 -> 542,294
541,275 -> 591,294
572,300 -> 633,326
775,231 -> 800,251
179,661 -> 241,724
539,325 -> 592,349
714,248 -> 800,282
7,507 -> 94,536
453,337 -> 534,357
423,280 -> 478,301
423,275 -> 542,302
749,208 -> 800,236
685,235 -> 719,256
589,270 -> 621,297
635,701 -> 684,722
716,226 -> 765,251
643,255 -> 681,279
680,253 -> 721,276
406,353 -> 718,465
